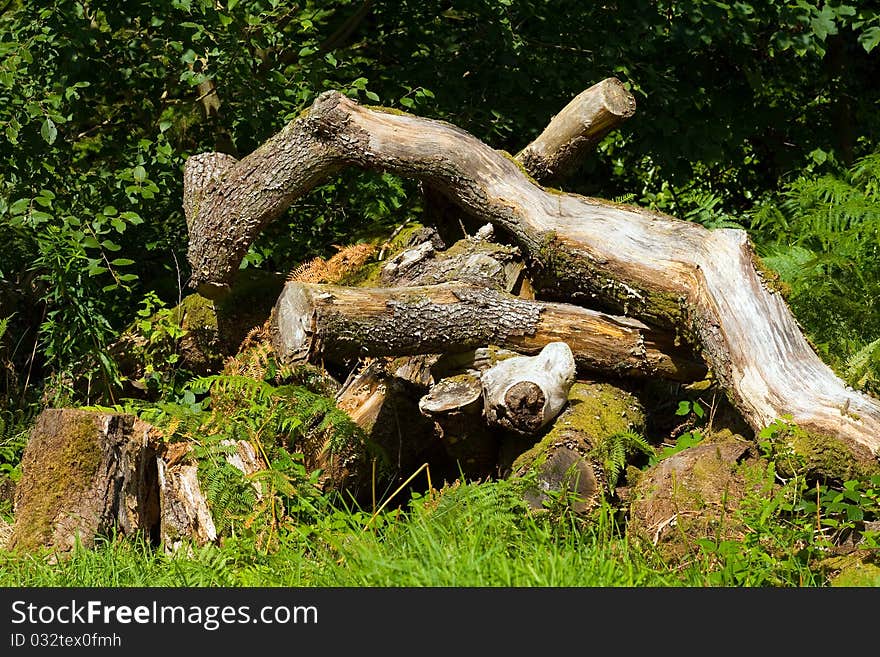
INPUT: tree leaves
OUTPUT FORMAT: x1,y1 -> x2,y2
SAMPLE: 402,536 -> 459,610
40,118 -> 57,145
859,26 -> 880,53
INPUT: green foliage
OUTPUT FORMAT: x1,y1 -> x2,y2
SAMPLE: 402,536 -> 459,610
844,337 -> 880,395
128,291 -> 190,396
1,0 -> 879,589
693,454 -> 877,586
794,476 -> 880,549
593,430 -> 655,492
648,399 -> 707,465
0,407 -> 31,521
750,150 -> 880,386
0,409 -> 28,482
121,372 -> 364,541
720,415 -> 880,577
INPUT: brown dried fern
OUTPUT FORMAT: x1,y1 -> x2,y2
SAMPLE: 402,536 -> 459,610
287,243 -> 376,284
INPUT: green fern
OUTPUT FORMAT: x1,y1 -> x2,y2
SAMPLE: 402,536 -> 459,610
119,372 -> 364,538
681,190 -> 746,230
200,461 -> 259,536
750,150 -> 880,378
594,430 -> 655,492
844,337 -> 880,394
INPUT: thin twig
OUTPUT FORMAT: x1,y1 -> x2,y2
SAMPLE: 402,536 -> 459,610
363,462 -> 430,531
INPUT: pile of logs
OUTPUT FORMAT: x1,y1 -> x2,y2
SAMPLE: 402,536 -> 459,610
7,78 -> 880,558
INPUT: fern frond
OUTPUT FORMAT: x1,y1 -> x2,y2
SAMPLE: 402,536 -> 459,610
0,315 -> 10,343
844,337 -> 880,391
595,430 -> 655,492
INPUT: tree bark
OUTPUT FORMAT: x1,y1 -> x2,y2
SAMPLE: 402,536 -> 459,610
9,409 -> 161,553
324,230 -> 532,497
156,457 -> 216,551
185,90 -> 880,462
8,408 -> 270,554
271,280 -> 705,381
420,78 -> 635,243
516,77 -> 636,184
332,356 -> 441,502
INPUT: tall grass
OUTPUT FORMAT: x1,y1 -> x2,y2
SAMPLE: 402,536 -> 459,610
1,476 -> 838,587
0,480 -> 683,587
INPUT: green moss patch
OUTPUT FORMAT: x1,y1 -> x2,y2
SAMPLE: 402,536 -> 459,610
10,411 -> 106,552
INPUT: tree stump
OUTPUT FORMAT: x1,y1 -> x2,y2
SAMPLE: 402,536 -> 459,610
9,409 -> 160,553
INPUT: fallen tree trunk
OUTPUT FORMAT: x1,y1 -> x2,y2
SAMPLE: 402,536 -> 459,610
420,77 -> 635,239
9,409 -> 161,553
9,408 -> 268,554
186,91 -> 880,462
271,280 -> 705,381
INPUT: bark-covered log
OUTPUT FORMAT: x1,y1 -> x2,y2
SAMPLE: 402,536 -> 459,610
379,224 -> 524,290
325,231 -> 529,496
481,342 -> 576,436
271,280 -> 705,381
516,77 -> 636,184
185,91 -> 880,462
421,78 -> 635,240
156,456 -> 216,551
506,380 -> 647,514
625,434 -> 758,565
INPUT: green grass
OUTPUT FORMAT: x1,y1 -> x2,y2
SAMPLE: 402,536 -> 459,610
0,476 -> 843,587
0,480 -> 698,587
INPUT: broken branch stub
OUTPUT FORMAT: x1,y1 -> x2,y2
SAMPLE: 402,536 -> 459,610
419,371 -> 499,476
516,77 -> 636,183
481,342 -> 576,436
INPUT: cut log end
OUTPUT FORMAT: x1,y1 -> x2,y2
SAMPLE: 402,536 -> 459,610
600,77 -> 637,119
502,381 -> 547,434
482,342 -> 576,436
195,281 -> 232,301
419,373 -> 483,417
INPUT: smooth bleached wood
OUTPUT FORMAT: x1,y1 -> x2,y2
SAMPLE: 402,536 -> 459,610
481,342 -> 576,436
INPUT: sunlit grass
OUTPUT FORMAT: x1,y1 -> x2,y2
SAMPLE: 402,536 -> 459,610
1,477 -> 835,588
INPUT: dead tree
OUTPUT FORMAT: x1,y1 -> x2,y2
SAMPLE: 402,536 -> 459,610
183,87 -> 880,467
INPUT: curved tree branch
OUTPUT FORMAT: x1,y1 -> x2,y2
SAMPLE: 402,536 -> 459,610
184,90 -> 880,461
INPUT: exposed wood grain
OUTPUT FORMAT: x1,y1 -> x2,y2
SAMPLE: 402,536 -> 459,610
516,77 -> 636,183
